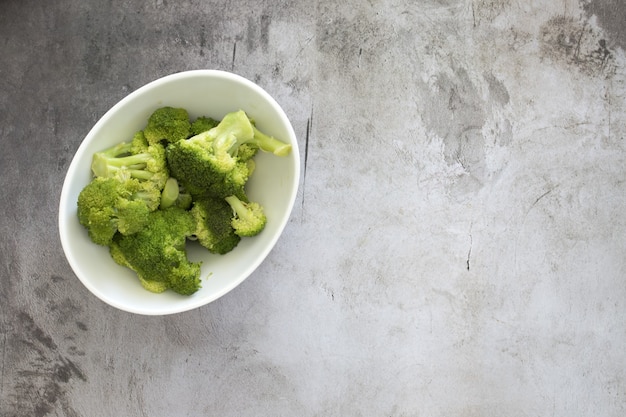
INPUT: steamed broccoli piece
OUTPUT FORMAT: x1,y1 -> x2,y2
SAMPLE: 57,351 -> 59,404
91,135 -> 169,191
166,110 -> 259,198
77,176 -> 154,246
195,110 -> 292,159
109,207 -> 202,295
143,107 -> 191,145
166,110 -> 293,203
166,141 -> 218,197
109,243 -> 168,293
190,116 -> 219,136
190,197 -> 241,254
224,195 -> 267,237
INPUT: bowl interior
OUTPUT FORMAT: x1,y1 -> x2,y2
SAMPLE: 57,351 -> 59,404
59,70 -> 300,315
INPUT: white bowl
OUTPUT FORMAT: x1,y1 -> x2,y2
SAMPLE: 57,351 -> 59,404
59,70 -> 300,315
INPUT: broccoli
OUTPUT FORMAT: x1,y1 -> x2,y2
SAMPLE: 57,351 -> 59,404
109,207 -> 202,295
208,110 -> 255,156
160,177 -> 193,210
166,110 -> 252,198
200,110 -> 293,159
91,135 -> 169,191
224,195 -> 267,237
202,159 -> 251,201
109,243 -> 168,293
190,197 -> 241,255
130,130 -> 150,154
166,140 -> 216,198
249,124 -> 292,156
166,110 -> 289,200
178,109 -> 255,176
143,106 -> 191,145
189,110 -> 292,159
77,176 -> 154,246
235,144 -> 259,162
190,116 -> 219,136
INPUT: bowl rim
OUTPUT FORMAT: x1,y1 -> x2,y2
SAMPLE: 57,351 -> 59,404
58,69 -> 300,315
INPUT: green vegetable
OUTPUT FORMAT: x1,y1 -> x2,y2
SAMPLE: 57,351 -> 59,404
143,106 -> 191,145
77,176 -> 154,246
190,197 -> 241,254
166,110 -> 290,200
190,116 -> 219,136
236,144 -> 259,163
167,110 -> 254,186
109,207 -> 201,295
160,177 -> 192,210
167,139 -> 252,200
91,132 -> 169,193
225,195 -> 267,237
249,124 -> 292,156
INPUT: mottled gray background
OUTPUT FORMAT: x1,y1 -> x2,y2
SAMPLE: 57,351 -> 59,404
1,0 -> 625,416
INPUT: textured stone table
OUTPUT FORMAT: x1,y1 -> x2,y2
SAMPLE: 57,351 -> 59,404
1,0 -> 625,416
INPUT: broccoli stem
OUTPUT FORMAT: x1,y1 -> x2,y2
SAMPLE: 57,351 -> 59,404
99,141 -> 134,157
91,150 -> 153,178
225,195 -> 252,221
251,126 -> 292,156
92,163 -> 156,181
224,195 -> 266,237
160,177 -> 180,209
124,168 -> 155,181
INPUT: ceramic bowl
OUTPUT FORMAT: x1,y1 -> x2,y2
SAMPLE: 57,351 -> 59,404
59,70 -> 300,315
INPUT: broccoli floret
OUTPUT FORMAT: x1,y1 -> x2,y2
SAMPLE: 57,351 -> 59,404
224,195 -> 267,237
129,176 -> 163,212
190,116 -> 219,136
190,197 -> 241,254
166,140 -> 218,198
167,262 -> 204,296
77,176 -> 153,246
204,159 -> 252,201
197,110 -> 292,159
109,207 -> 202,295
143,107 -> 191,145
130,130 -> 150,154
236,144 -> 259,162
91,136 -> 169,191
109,243 -> 168,293
166,110 -> 257,198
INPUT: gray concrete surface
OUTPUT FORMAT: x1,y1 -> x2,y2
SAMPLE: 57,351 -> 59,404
1,0 -> 625,416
